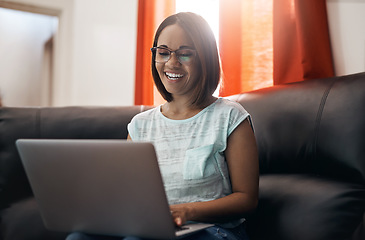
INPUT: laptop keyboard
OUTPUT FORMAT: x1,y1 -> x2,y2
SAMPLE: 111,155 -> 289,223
175,226 -> 189,232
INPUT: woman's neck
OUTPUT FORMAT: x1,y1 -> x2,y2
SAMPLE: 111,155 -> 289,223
161,96 -> 217,120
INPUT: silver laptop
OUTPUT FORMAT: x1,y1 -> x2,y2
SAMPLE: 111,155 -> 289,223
16,139 -> 213,239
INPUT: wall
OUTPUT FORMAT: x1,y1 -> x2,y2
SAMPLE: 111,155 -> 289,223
70,0 -> 137,106
0,0 -> 138,106
327,0 -> 365,76
0,8 -> 57,106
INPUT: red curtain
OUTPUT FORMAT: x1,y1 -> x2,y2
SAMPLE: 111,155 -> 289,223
218,0 -> 243,97
219,0 -> 273,97
134,0 -> 175,105
273,0 -> 334,84
219,0 -> 334,97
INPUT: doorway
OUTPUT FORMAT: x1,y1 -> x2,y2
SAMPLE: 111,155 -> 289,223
0,6 -> 58,106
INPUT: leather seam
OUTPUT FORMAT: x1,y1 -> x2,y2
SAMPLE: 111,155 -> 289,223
313,78 -> 337,165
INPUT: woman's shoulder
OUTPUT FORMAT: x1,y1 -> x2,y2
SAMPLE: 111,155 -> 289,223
215,98 -> 248,114
131,106 -> 160,121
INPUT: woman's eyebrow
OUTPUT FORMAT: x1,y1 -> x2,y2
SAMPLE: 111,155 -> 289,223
157,45 -> 193,50
179,45 -> 193,49
158,45 -> 169,49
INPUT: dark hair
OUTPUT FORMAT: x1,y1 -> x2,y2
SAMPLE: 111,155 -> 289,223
151,12 -> 221,107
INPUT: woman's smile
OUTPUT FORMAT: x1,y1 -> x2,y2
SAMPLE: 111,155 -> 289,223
165,71 -> 185,81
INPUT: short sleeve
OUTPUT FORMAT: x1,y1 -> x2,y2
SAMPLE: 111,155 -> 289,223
126,107 -> 159,141
127,119 -> 136,140
226,100 -> 250,136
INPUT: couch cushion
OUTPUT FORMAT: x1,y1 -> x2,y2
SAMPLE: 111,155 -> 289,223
0,108 -> 39,209
232,72 -> 365,184
0,197 -> 68,240
246,175 -> 365,240
230,77 -> 335,175
0,106 -> 149,209
316,73 -> 365,183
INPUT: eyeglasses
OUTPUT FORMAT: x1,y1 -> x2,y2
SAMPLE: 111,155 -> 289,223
151,47 -> 196,65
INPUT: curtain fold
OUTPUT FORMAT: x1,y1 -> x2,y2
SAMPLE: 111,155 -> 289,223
218,0 -> 243,97
219,0 -> 273,97
219,0 -> 334,96
273,0 -> 334,84
135,0 -> 175,105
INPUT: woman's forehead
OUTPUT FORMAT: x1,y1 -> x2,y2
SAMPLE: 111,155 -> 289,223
157,24 -> 194,49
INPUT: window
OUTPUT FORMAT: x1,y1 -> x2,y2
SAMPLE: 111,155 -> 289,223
175,0 -> 219,44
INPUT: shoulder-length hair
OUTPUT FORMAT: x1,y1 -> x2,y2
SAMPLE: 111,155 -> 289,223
151,12 -> 221,107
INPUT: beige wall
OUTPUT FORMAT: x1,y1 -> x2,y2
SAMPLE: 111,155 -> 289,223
70,0 -> 137,106
0,0 -> 137,107
0,8 -> 57,106
327,0 -> 365,76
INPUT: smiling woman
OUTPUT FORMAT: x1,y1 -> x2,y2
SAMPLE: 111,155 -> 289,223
152,0 -> 221,103
66,11 -> 259,240
153,24 -> 200,104
151,13 -> 220,107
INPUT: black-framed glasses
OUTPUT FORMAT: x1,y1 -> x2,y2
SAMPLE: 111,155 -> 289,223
151,47 -> 196,65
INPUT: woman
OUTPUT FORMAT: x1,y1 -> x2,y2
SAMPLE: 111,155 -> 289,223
67,12 -> 259,240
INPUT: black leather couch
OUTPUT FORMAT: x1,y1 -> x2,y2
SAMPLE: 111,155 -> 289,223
1,72 -> 364,240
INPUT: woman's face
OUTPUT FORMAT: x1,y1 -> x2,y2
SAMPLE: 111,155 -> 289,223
155,24 -> 200,99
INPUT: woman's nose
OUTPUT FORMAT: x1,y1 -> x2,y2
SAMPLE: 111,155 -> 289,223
166,52 -> 181,66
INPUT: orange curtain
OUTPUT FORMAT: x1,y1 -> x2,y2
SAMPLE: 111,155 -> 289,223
219,0 -> 334,96
273,0 -> 334,84
135,0 -> 175,105
219,0 -> 273,97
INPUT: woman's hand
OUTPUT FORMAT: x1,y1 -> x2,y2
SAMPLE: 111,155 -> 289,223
170,203 -> 194,226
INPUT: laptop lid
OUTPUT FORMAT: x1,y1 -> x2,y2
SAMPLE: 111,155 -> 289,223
16,139 -> 212,239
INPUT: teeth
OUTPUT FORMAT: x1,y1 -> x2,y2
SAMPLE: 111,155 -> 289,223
166,72 -> 184,79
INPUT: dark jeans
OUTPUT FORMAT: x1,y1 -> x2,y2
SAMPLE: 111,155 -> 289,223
65,224 -> 250,240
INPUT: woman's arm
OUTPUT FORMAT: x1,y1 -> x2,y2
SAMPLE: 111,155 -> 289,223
170,118 -> 259,226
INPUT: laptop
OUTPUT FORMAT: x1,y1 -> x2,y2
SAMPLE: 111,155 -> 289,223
16,139 -> 213,239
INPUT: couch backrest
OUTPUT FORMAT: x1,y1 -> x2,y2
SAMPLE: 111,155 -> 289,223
0,106 -> 151,209
1,73 -> 364,210
230,72 -> 365,184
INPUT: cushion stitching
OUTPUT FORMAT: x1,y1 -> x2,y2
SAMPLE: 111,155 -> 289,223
312,78 -> 337,174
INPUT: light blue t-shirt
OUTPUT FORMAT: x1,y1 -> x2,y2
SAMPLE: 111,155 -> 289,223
127,98 -> 250,227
